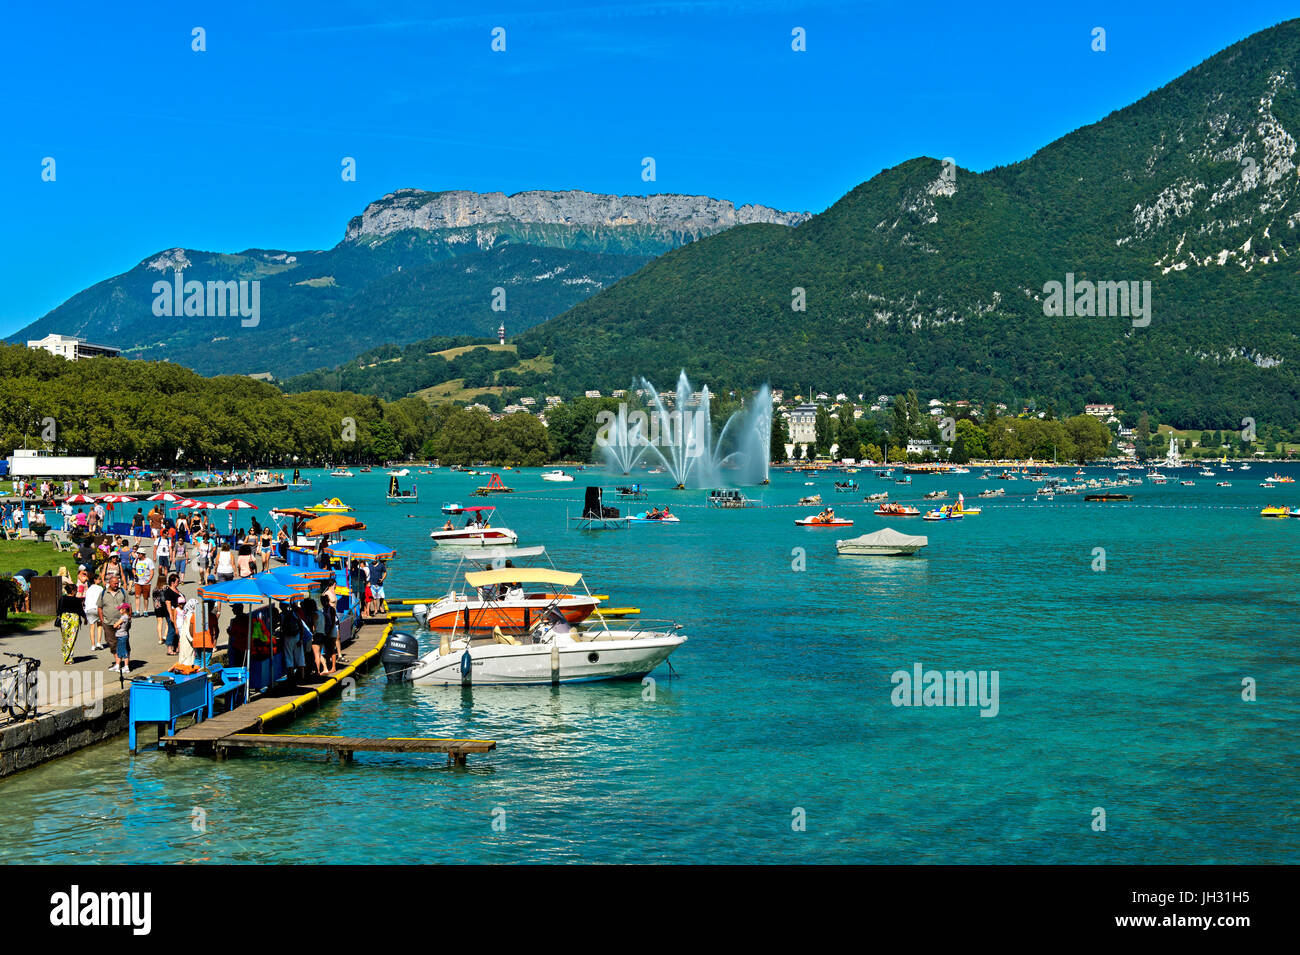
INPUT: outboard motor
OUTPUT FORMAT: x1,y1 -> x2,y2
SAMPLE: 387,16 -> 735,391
411,604 -> 429,628
381,631 -> 420,683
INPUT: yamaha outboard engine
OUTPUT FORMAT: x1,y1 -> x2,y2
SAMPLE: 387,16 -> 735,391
381,630 -> 420,683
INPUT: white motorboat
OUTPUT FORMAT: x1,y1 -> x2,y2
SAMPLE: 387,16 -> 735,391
836,527 -> 928,556
541,469 -> 574,482
384,568 -> 686,686
388,468 -> 410,477
429,505 -> 518,546
329,469 -> 354,477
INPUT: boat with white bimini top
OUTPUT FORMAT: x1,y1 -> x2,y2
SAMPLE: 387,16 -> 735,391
541,469 -> 574,482
429,505 -> 518,546
385,568 -> 686,686
836,527 -> 928,556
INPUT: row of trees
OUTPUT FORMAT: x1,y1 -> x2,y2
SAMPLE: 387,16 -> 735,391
788,392 -> 1115,464
0,346 -> 440,466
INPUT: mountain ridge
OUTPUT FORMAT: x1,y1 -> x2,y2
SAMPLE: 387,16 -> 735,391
8,188 -> 810,377
518,18 -> 1300,429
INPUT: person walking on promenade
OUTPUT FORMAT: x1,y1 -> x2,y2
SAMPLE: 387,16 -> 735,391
163,573 -> 183,656
96,571 -> 130,668
235,542 -> 255,579
214,541 -> 235,581
171,529 -> 188,581
131,546 -> 154,616
84,572 -> 105,651
57,582 -> 87,664
196,533 -> 212,585
152,570 -> 169,646
110,601 -> 133,674
258,524 -> 273,572
154,529 -> 171,572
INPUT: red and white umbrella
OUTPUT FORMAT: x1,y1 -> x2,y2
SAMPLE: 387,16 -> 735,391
169,499 -> 202,509
186,500 -> 218,510
148,492 -> 184,502
97,494 -> 135,503
64,494 -> 96,504
215,499 -> 258,510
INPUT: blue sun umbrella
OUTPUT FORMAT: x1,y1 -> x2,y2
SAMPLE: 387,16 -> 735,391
325,539 -> 397,560
199,576 -> 301,603
198,575 -> 305,702
265,567 -> 328,590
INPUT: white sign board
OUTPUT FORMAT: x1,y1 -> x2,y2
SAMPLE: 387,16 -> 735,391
8,455 -> 97,477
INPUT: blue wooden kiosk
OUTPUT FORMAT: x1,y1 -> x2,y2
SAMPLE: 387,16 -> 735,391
127,664 -> 248,754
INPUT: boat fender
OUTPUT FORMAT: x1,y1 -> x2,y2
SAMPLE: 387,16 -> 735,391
550,642 -> 560,686
460,649 -> 472,686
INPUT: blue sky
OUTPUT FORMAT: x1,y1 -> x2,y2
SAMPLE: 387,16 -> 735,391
0,1 -> 1291,335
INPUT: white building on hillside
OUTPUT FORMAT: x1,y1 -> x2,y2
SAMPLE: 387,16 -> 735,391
27,333 -> 120,361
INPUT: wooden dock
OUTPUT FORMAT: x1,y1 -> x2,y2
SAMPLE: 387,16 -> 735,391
158,616 -> 496,766
215,734 -> 495,766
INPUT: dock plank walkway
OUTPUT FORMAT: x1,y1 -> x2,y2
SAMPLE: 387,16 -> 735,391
158,616 -> 496,765
217,734 -> 496,765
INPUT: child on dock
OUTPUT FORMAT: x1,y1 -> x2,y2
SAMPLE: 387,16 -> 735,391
112,601 -> 132,674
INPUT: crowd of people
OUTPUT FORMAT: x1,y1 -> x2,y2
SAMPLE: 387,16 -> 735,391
37,508 -> 389,686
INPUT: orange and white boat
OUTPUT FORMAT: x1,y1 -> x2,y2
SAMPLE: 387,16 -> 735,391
415,563 -> 600,632
795,511 -> 853,527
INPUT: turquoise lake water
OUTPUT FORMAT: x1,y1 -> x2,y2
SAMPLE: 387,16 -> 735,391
2,465 -> 1297,864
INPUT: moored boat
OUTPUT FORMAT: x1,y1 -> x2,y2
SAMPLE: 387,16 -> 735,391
430,505 -> 518,546
836,527 -> 928,556
417,565 -> 599,631
383,568 -> 685,686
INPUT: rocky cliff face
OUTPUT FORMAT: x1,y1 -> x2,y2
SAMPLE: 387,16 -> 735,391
344,188 -> 810,243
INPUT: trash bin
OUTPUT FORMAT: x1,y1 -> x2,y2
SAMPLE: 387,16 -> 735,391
29,575 -> 59,615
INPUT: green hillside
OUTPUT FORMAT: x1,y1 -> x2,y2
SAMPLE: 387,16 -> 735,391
520,19 -> 1300,429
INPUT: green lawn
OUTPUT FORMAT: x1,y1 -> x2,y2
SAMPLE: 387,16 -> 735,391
0,539 -> 72,576
0,612 -> 54,636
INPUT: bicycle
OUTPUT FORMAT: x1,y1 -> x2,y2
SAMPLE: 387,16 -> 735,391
0,651 -> 40,723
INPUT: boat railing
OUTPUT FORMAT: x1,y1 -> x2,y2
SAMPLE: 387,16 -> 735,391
578,619 -> 683,640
